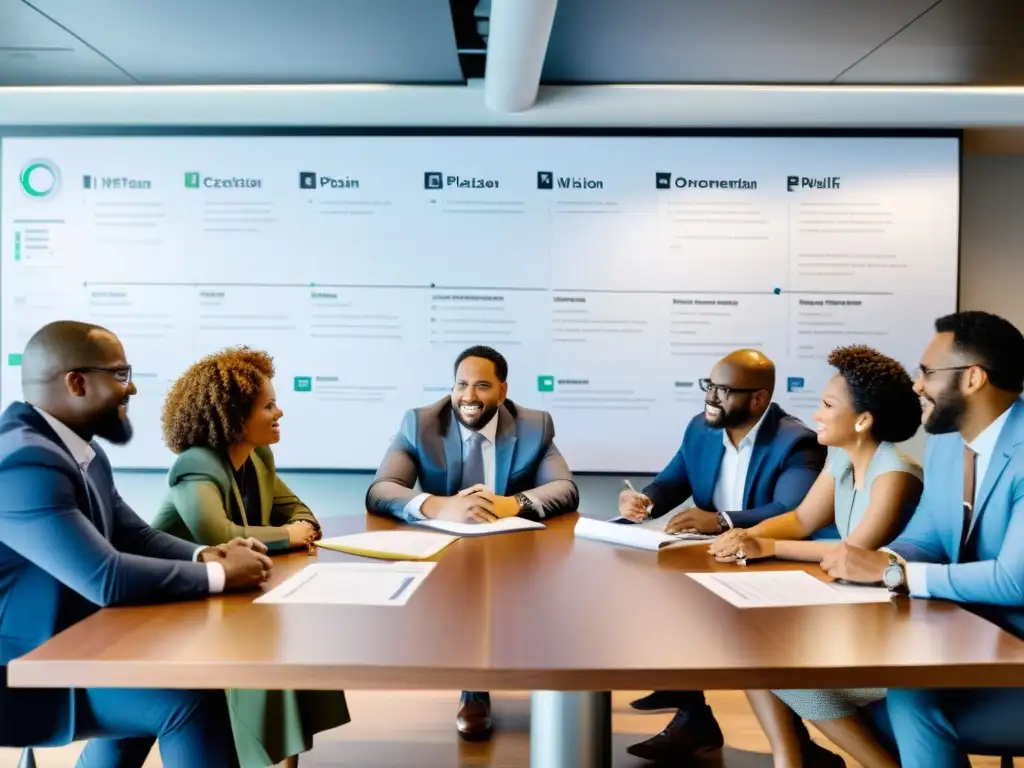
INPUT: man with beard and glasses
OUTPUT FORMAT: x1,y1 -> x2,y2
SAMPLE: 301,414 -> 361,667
0,321 -> 272,768
620,348 -> 829,764
366,344 -> 578,742
820,311 -> 1024,768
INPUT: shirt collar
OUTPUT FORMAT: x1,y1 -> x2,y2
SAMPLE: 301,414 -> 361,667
967,405 -> 1012,459
32,404 -> 96,471
722,407 -> 769,451
457,409 -> 499,445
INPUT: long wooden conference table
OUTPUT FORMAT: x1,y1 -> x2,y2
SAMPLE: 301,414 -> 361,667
11,513 -> 1024,767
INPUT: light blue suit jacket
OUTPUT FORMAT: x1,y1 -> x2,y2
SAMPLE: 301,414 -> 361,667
890,397 -> 1024,637
0,403 -> 210,748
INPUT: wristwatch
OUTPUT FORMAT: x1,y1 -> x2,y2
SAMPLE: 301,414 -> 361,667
882,553 -> 906,593
514,492 -> 535,514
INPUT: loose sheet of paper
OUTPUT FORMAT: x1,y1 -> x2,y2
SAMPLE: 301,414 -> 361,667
575,516 -> 711,551
254,562 -> 435,606
315,530 -> 457,560
413,516 -> 545,537
688,570 -> 892,609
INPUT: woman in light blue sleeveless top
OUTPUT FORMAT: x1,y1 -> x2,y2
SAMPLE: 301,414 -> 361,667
710,345 -> 923,768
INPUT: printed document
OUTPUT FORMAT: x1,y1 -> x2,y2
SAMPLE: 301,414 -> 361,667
255,562 -> 435,606
688,570 -> 893,608
413,516 -> 545,537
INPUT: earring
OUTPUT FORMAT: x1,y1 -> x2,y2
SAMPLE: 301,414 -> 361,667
855,424 -> 864,433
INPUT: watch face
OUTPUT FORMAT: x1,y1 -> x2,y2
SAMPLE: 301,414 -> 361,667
882,564 -> 902,588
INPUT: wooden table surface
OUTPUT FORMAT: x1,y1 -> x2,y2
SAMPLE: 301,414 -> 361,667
10,513 -> 1024,692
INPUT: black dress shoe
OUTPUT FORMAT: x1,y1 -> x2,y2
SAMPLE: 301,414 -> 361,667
629,690 -> 704,713
626,706 -> 725,762
457,691 -> 493,742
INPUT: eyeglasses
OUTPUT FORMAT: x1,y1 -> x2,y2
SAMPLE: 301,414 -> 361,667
915,364 -> 985,380
698,378 -> 761,398
71,365 -> 132,385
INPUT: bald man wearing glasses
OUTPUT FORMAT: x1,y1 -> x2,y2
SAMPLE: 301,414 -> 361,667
618,349 -> 830,764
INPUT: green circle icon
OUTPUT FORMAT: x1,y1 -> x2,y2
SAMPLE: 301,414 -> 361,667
19,160 -> 60,198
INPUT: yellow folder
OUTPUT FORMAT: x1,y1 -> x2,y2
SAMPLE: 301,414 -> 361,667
314,530 -> 458,561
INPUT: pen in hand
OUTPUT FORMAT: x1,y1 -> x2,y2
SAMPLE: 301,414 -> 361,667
622,479 -> 653,519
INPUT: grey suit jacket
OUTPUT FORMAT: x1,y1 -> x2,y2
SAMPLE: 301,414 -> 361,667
0,402 -> 209,748
366,398 -> 578,522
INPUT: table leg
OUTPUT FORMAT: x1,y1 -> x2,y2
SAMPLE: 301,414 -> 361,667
530,691 -> 611,768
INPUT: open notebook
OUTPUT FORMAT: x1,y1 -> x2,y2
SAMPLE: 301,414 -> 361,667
574,516 -> 714,551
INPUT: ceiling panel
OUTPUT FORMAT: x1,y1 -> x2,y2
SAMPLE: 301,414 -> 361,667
542,0 -> 941,84
0,0 -> 134,85
26,0 -> 463,85
839,0 -> 1024,84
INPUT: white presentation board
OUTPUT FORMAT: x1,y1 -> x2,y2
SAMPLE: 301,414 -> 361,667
0,133 -> 960,472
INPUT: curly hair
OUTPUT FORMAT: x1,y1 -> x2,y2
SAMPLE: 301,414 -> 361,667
162,347 -> 275,454
827,344 -> 921,444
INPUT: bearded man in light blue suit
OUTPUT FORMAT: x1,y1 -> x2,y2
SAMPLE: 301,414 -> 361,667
822,310 -> 1024,768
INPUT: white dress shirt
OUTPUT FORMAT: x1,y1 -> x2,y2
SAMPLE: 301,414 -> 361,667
33,406 -> 225,593
404,411 -> 542,519
904,406 -> 1012,597
711,409 -> 768,517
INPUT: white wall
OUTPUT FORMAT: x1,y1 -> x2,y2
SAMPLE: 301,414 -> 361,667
102,151 -> 1015,521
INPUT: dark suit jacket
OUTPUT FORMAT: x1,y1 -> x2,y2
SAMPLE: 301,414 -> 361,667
0,402 -> 209,748
366,398 -> 579,522
643,402 -> 827,529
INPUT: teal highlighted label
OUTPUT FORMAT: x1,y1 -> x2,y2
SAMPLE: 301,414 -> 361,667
8,353 -> 22,366
537,375 -> 555,392
184,171 -> 200,188
293,376 -> 312,392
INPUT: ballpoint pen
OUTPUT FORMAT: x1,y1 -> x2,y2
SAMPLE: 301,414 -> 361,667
623,479 -> 653,517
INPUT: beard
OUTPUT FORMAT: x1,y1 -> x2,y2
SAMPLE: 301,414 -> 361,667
92,402 -> 134,445
704,401 -> 751,430
453,401 -> 499,430
922,387 -> 966,435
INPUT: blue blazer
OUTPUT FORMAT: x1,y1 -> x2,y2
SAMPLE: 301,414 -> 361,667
890,397 -> 1024,638
0,403 -> 210,748
643,402 -> 827,529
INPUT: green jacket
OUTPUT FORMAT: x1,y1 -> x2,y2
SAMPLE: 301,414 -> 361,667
153,445 -> 318,553
151,444 -> 348,767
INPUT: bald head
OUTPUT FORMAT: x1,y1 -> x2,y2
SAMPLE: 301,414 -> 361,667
702,349 -> 775,431
21,321 -> 119,397
20,321 -> 135,444
716,349 -> 776,395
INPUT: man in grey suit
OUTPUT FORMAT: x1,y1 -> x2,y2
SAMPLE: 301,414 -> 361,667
0,321 -> 272,767
367,345 -> 578,740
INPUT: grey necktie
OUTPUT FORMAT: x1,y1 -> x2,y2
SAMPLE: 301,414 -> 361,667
461,431 -> 486,490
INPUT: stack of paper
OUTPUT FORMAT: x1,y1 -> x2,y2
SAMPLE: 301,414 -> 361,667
255,562 -> 436,606
413,516 -> 546,537
574,516 -> 714,551
315,530 -> 457,561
